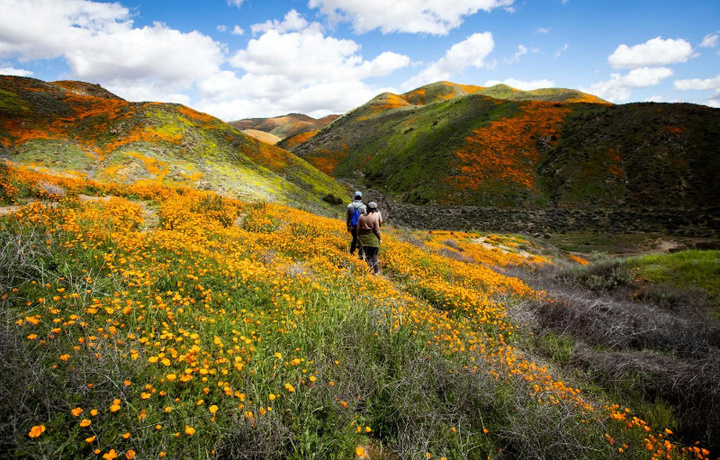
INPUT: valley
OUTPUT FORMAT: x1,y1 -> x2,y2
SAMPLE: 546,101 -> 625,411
1,76 -> 719,459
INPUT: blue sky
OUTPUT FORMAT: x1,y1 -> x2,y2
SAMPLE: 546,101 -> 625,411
1,0 -> 718,120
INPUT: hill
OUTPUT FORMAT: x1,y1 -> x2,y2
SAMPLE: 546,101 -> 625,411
0,76 -> 348,213
1,164 -> 716,459
290,81 -> 720,234
230,113 -> 340,142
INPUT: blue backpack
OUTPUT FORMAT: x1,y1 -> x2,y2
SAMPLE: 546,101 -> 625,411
350,203 -> 362,226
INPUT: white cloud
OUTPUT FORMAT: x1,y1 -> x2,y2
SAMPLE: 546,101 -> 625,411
65,26 -> 224,84
554,43 -> 568,58
674,74 -> 720,91
230,20 -> 408,83
199,11 -> 410,119
0,66 -> 33,76
700,32 -> 719,48
196,73 -> 390,120
231,25 -> 245,36
280,80 -> 388,116
308,0 -> 514,35
402,32 -> 494,89
358,51 -> 413,77
0,1 -> 415,119
621,67 -> 673,87
674,74 -> 720,108
608,37 -> 693,69
0,0 -> 225,95
251,10 -> 313,35
582,67 -> 673,102
504,44 -> 527,65
105,82 -> 192,105
707,93 -> 720,108
485,78 -> 554,90
644,94 -> 665,102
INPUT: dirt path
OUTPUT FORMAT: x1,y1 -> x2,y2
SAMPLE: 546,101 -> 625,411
78,194 -> 112,203
470,236 -> 535,259
0,205 -> 21,216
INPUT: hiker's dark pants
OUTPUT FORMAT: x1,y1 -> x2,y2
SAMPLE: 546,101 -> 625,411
363,246 -> 379,274
349,227 -> 364,257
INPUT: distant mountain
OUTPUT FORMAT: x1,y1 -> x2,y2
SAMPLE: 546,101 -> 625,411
230,113 -> 340,142
0,76 -> 348,212
289,81 -> 719,216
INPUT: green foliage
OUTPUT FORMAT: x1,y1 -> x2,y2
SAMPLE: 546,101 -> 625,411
533,332 -> 575,365
0,88 -> 31,115
14,139 -> 95,171
626,250 -> 720,315
626,250 -> 720,295
578,260 -> 634,292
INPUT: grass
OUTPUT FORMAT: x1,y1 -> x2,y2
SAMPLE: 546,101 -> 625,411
627,250 -> 720,303
0,164 -> 714,459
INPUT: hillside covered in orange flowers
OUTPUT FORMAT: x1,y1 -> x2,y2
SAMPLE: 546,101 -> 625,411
0,76 -> 348,214
290,81 -> 720,218
2,163 -> 717,459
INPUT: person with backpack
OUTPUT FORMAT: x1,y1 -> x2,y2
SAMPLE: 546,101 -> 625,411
346,191 -> 366,259
356,201 -> 382,275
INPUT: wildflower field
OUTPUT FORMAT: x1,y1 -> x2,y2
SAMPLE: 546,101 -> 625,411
0,163 -> 712,459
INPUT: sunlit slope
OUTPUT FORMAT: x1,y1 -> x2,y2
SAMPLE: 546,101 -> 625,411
1,164 -> 711,459
230,113 -> 340,141
291,81 -> 720,209
240,129 -> 282,145
0,76 -> 347,213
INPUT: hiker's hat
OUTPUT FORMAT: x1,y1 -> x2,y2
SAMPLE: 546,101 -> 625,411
354,191 -> 363,199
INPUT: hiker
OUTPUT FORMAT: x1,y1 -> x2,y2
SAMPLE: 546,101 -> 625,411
356,201 -> 382,275
346,191 -> 366,259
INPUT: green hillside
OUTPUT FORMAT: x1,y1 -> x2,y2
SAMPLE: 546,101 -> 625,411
290,81 -> 720,214
0,76 -> 348,213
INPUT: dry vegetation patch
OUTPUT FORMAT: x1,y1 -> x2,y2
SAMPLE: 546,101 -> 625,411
510,254 -> 720,455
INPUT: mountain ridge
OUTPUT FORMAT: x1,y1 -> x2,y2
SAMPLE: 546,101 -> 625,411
369,81 -> 610,108
289,81 -> 719,217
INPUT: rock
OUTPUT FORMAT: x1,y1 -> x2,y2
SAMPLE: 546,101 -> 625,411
38,182 -> 65,198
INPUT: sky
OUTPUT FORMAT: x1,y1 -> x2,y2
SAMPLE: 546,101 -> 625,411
0,0 -> 719,121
